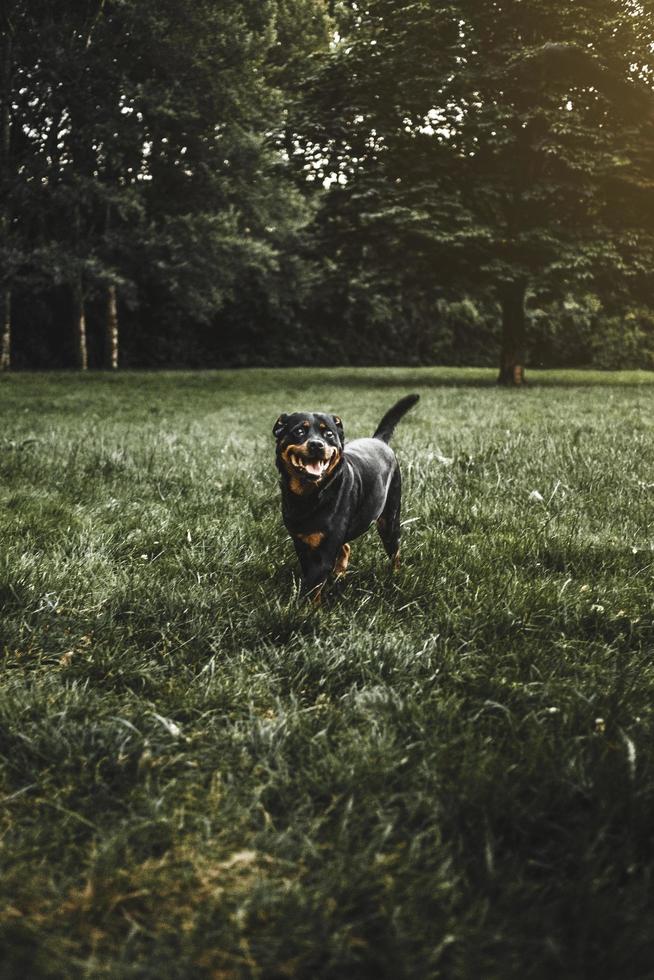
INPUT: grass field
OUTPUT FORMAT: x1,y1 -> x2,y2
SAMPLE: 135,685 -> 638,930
1,368 -> 654,979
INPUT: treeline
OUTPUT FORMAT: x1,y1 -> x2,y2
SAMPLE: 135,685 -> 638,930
2,1 -> 654,382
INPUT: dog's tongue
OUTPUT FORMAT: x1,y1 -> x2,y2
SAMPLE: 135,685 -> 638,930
304,460 -> 323,477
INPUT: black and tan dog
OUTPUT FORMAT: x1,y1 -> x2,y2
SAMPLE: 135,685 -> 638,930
273,394 -> 419,601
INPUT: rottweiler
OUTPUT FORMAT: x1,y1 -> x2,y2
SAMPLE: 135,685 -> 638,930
273,394 -> 419,601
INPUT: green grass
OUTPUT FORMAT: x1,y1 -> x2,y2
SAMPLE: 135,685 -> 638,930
1,368 -> 653,979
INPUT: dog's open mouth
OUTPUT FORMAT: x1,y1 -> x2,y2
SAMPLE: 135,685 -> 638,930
288,450 -> 335,479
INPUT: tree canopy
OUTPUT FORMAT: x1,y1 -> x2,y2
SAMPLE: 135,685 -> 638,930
2,0 -> 329,367
295,0 -> 654,381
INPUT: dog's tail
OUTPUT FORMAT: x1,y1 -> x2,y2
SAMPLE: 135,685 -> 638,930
373,394 -> 420,443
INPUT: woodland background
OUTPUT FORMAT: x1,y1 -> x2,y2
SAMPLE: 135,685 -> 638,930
2,0 -> 654,382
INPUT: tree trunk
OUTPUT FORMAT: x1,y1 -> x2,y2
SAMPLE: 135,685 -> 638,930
0,287 -> 10,370
105,283 -> 119,369
498,280 -> 528,386
73,279 -> 88,370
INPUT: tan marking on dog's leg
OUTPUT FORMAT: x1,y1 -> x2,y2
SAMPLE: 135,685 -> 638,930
334,543 -> 351,578
296,531 -> 325,549
392,547 -> 401,572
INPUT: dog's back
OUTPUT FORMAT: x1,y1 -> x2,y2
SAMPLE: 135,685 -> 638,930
341,438 -> 397,539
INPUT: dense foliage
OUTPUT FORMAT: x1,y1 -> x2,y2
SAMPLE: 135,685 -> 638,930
2,0 -> 654,376
2,0 -> 323,368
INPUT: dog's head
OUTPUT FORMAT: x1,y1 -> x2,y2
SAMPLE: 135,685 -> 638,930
273,412 -> 344,494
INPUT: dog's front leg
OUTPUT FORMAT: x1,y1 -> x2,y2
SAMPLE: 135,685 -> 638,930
294,536 -> 342,605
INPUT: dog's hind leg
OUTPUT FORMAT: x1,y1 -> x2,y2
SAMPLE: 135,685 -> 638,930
376,466 -> 402,570
333,543 -> 351,578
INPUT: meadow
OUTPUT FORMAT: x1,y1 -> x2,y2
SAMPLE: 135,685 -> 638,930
1,367 -> 653,979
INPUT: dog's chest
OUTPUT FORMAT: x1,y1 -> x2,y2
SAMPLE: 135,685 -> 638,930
282,445 -> 396,543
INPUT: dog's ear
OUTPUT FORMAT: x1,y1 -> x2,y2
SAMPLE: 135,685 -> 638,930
273,414 -> 289,439
331,415 -> 344,443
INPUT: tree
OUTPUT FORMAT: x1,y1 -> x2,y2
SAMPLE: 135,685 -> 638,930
5,0 -> 319,368
445,2 -> 654,383
0,0 -> 41,370
297,0 -> 654,383
1,1 -> 143,369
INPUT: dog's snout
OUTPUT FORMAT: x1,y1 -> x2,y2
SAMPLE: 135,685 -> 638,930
307,439 -> 325,455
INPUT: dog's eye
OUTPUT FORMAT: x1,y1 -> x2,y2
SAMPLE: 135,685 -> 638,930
324,430 -> 334,439
294,427 -> 305,438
